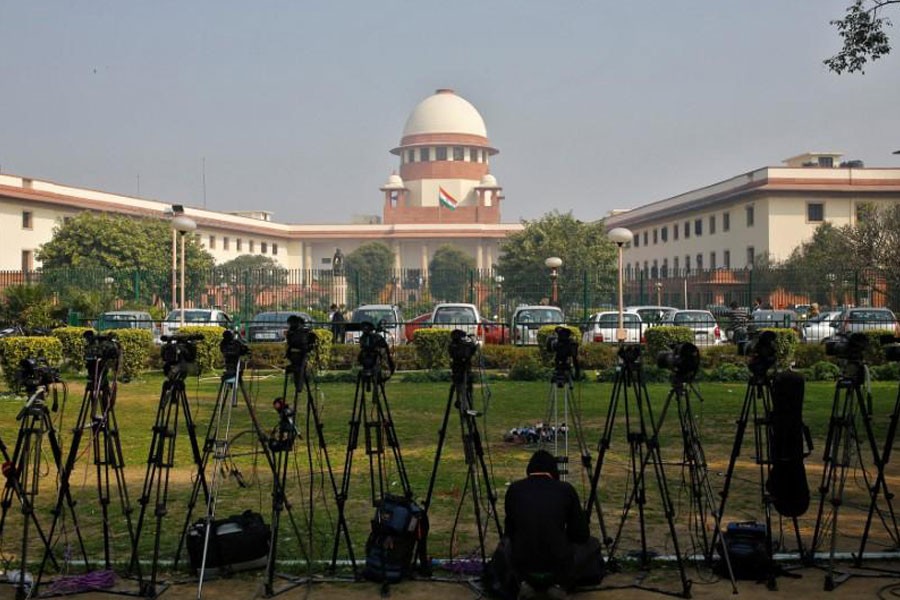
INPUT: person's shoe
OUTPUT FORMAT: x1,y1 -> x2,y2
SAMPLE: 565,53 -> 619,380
546,584 -> 568,600
517,581 -> 538,600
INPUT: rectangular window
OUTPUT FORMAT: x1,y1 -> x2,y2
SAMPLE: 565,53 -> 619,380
22,211 -> 33,229
807,202 -> 824,222
272,243 -> 278,255
208,235 -> 216,249
261,242 -> 268,254
685,255 -> 691,272
746,205 -> 755,227
694,219 -> 702,236
470,148 -> 480,162
633,234 -> 640,248
651,259 -> 658,278
453,146 -> 465,161
21,250 -> 33,272
710,251 -> 716,269
709,215 -> 716,235
643,231 -> 648,246
653,229 -> 658,244
407,149 -> 415,163
747,246 -> 755,267
696,253 -> 703,270
249,240 -> 255,253
661,226 -> 668,242
674,224 -> 679,241
321,257 -> 331,265
236,238 -> 243,252
435,146 -> 447,161
223,237 -> 230,251
661,258 -> 668,278
420,147 -> 430,161
724,250 -> 731,268
673,256 -> 680,273
684,221 -> 690,239
723,212 -> 730,231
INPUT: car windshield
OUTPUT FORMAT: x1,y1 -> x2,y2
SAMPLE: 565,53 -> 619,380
101,313 -> 144,323
254,312 -> 309,323
673,312 -> 715,326
753,311 -> 796,325
166,310 -> 216,322
848,310 -> 895,323
515,308 -> 563,323
597,313 -> 639,326
635,308 -> 674,323
352,308 -> 394,324
434,307 -> 477,323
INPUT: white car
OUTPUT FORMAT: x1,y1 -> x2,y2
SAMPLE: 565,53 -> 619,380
431,303 -> 483,340
161,308 -> 231,338
661,310 -> 722,347
510,305 -> 565,346
801,311 -> 842,343
582,311 -> 643,344
345,304 -> 403,345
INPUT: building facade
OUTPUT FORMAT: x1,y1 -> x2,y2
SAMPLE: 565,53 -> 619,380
604,152 -> 900,280
0,89 -> 521,276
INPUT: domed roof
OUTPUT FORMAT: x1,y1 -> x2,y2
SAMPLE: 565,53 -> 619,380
402,89 -> 487,138
382,173 -> 404,189
479,173 -> 498,187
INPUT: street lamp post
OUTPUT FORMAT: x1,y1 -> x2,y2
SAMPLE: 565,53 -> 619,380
544,257 -> 562,306
608,228 -> 633,343
495,274 -> 505,342
172,215 -> 197,326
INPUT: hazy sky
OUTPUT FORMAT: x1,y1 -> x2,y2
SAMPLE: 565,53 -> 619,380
1,1 -> 898,225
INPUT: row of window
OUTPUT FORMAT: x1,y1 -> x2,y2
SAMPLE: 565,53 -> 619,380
207,235 -> 278,256
627,246 -> 757,277
402,146 -> 486,164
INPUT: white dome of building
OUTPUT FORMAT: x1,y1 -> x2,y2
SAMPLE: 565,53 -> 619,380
479,173 -> 498,188
402,89 -> 487,138
382,173 -> 404,189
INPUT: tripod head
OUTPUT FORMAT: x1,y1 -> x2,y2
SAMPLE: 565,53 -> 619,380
83,330 -> 121,383
546,326 -> 580,384
449,328 -> 478,381
220,329 -> 250,379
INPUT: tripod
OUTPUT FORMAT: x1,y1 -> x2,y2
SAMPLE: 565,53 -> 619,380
330,329 -> 414,576
35,335 -> 141,594
0,381 -> 83,600
423,335 -> 502,565
654,368 -> 736,593
541,353 -> 593,488
808,357 -> 900,590
584,345 -> 691,598
713,364 -> 806,591
130,344 -> 210,598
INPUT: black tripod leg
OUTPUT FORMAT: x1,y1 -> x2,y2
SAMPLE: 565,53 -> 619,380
585,371 -> 624,549
423,385 -> 455,514
330,375 -> 364,575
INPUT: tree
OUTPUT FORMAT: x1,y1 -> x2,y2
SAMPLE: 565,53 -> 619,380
345,242 -> 395,306
497,211 -> 617,309
36,212 -> 214,311
214,254 -> 289,314
826,0 -> 897,74
429,245 -> 476,302
782,223 -> 855,305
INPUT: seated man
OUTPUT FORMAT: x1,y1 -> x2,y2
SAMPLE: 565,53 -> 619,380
498,450 -> 601,599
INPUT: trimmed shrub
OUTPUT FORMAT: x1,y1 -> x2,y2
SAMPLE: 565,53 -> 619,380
700,345 -> 743,369
0,336 -> 63,390
246,343 -> 286,370
330,344 -> 358,370
52,326 -> 93,371
413,329 -> 452,370
508,350 -> 547,381
578,343 -> 619,370
106,328 -> 153,381
807,360 -> 841,381
644,326 -> 694,360
758,328 -> 799,370
309,328 -> 333,372
391,345 -> 418,371
861,329 -> 896,366
706,363 -> 750,382
871,362 -> 900,381
793,343 -> 828,369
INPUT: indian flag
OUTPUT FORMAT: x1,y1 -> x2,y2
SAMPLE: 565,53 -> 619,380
438,187 -> 458,211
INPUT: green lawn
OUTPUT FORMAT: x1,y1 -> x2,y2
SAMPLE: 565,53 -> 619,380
0,370 -> 898,576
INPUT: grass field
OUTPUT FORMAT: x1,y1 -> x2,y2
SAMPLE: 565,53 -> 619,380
0,367 -> 898,578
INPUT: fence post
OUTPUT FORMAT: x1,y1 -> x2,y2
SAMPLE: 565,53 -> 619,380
582,270 -> 589,324
854,270 -> 859,307
639,270 -> 645,305
747,268 -> 753,308
468,269 -> 475,304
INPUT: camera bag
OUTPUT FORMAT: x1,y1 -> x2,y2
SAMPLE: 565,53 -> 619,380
766,371 -> 812,517
186,510 -> 270,576
719,521 -> 770,580
362,495 -> 429,583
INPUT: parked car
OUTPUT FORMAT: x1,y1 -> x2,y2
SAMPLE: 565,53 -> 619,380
431,303 -> 483,340
160,308 -> 231,338
800,311 -> 842,343
404,312 -> 433,343
661,310 -> 722,347
246,310 -> 313,343
751,309 -> 801,337
582,311 -> 643,344
97,310 -> 159,343
345,304 -> 403,345
481,319 -> 509,345
510,305 -> 565,346
831,307 -> 900,336
625,305 -> 678,326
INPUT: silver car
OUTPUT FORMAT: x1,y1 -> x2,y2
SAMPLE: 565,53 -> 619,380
832,308 -> 899,336
582,311 -> 642,344
801,311 -> 842,343
661,310 -> 722,347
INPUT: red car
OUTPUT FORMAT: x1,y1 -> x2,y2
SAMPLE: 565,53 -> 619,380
405,313 -> 509,344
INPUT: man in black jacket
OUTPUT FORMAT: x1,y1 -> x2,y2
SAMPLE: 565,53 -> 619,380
500,450 -> 600,599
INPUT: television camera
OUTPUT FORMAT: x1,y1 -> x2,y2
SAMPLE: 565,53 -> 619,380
825,331 -> 870,362
16,356 -> 61,396
449,328 -> 478,374
546,326 -> 580,374
738,329 -> 778,376
220,329 -> 250,376
345,320 -> 394,379
285,315 -> 317,368
160,333 -> 202,379
657,341 -> 701,382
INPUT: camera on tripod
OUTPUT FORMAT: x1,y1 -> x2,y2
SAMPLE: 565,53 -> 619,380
656,342 -> 701,382
345,320 -> 392,377
160,333 -> 202,378
220,330 -> 250,375
879,334 -> 900,363
285,315 -> 316,366
449,328 -> 478,372
546,326 -> 579,372
16,356 -> 61,394
825,331 -> 869,361
737,329 -> 778,375
84,330 -> 121,374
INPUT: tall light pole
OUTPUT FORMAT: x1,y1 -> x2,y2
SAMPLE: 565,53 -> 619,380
172,214 -> 197,326
544,257 -> 562,306
608,228 -> 633,343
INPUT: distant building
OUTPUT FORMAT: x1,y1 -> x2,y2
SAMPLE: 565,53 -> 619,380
604,152 -> 900,279
0,89 -> 521,274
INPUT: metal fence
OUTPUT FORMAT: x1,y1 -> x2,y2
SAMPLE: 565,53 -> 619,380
0,265 -> 896,326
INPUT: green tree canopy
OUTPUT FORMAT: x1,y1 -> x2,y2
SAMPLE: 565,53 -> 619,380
216,254 -> 284,272
826,0 -> 897,74
497,211 -> 617,310
345,242 -> 395,306
429,244 -> 476,302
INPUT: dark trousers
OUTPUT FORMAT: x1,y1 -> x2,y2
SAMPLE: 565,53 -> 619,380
484,536 -> 604,598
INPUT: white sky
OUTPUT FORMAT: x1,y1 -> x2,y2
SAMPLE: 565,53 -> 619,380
1,1 -> 897,224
